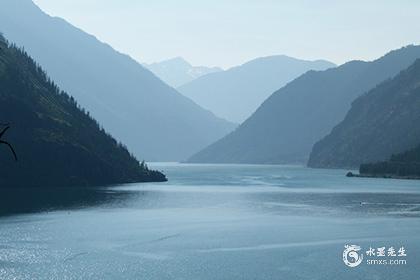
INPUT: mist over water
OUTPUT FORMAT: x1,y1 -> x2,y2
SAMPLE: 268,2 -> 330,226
1,163 -> 419,279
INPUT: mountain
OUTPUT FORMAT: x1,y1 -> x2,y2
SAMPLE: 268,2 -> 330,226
358,144 -> 420,179
144,57 -> 222,88
0,0 -> 234,162
178,56 -> 335,123
308,59 -> 420,169
0,35 -> 166,187
187,45 -> 420,164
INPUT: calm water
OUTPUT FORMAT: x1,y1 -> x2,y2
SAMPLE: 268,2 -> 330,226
0,163 -> 419,279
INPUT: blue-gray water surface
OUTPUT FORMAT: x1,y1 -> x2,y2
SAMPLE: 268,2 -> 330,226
0,163 -> 419,279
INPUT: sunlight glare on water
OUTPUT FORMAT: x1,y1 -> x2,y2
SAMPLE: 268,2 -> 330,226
0,163 -> 419,280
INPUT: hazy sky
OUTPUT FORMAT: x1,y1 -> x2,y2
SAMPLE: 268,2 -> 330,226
33,0 -> 420,68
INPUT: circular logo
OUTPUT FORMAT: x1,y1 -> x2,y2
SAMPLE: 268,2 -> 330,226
343,245 -> 363,267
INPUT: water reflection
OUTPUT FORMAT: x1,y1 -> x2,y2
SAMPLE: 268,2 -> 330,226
0,187 -> 139,216
1,164 -> 420,280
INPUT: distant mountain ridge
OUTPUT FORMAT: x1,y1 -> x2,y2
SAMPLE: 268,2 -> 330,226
0,34 -> 166,187
187,45 -> 420,164
0,0 -> 234,161
308,59 -> 420,168
144,57 -> 222,88
178,55 -> 335,123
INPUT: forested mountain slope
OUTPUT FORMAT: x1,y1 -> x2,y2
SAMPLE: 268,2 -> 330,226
0,0 -> 234,161
0,35 -> 166,187
188,45 -> 420,164
309,59 -> 420,168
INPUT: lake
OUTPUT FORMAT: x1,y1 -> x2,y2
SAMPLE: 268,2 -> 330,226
0,163 -> 419,279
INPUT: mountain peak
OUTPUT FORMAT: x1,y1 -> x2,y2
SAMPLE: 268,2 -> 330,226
178,55 -> 336,123
149,56 -> 192,68
187,45 -> 420,164
144,57 -> 222,88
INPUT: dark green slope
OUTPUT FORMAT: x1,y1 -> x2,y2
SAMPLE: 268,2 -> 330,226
309,59 -> 420,169
359,144 -> 420,178
188,45 -> 420,164
0,0 -> 235,162
0,35 -> 166,187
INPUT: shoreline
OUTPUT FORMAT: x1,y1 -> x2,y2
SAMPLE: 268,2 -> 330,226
346,172 -> 420,180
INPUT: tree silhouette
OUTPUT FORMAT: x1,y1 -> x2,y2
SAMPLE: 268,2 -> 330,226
0,124 -> 17,161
